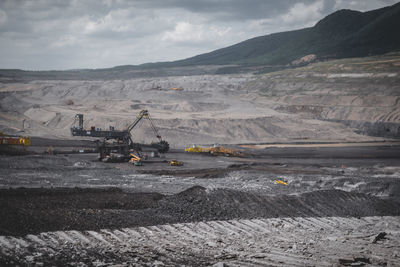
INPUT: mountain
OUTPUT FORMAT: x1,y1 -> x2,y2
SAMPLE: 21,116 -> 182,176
171,2 -> 400,67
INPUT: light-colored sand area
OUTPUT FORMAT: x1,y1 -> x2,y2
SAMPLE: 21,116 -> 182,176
0,69 -> 399,146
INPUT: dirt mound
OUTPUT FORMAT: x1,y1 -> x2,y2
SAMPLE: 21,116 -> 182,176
1,186 -> 399,236
0,188 -> 164,236
160,188 -> 400,222
176,185 -> 207,197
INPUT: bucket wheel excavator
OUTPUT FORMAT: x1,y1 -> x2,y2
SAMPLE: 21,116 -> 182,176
71,110 -> 169,162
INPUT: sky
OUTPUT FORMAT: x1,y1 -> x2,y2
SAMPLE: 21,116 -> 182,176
0,0 -> 398,70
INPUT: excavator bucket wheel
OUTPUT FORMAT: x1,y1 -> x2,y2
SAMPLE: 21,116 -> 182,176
157,140 -> 169,153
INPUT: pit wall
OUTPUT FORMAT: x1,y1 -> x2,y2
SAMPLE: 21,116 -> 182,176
329,120 -> 400,139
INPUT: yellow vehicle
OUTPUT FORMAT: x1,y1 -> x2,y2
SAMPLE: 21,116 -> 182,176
185,144 -> 241,157
19,137 -> 31,146
184,145 -> 203,153
129,153 -> 142,166
274,180 -> 288,185
169,160 -> 183,166
203,146 -> 240,157
0,132 -> 31,146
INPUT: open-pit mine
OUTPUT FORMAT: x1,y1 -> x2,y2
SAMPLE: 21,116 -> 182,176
1,53 -> 400,266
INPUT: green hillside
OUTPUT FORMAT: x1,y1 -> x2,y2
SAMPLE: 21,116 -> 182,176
173,2 -> 400,66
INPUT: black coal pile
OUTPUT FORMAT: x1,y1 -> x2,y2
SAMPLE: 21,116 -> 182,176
1,186 -> 399,236
158,186 -> 400,222
0,187 -> 164,236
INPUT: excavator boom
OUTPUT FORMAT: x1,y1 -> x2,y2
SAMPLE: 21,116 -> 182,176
126,110 -> 149,133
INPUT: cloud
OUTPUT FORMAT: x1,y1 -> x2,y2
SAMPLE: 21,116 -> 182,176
132,0 -> 295,21
0,9 -> 7,26
281,0 -> 324,26
51,35 -> 78,48
161,21 -> 231,46
334,0 -> 398,11
0,0 -> 398,70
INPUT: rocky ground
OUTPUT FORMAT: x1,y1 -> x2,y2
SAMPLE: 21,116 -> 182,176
1,141 -> 400,266
1,216 -> 399,267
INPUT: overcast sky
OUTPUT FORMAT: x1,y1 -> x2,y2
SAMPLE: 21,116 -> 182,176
0,0 -> 398,70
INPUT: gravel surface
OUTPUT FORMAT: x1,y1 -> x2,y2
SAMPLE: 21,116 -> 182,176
1,142 -> 400,265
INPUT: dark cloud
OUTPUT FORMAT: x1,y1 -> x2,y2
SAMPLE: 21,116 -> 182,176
0,0 -> 398,70
133,0 -> 294,20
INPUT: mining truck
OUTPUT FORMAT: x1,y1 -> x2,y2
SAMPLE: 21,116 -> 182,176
71,110 -> 169,161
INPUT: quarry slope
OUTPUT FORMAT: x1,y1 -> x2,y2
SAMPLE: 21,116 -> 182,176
251,52 -> 400,139
1,53 -> 399,146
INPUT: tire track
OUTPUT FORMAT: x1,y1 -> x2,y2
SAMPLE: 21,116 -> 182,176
1,216 -> 399,266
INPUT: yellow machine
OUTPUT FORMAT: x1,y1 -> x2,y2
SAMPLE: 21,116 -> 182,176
172,87 -> 184,91
185,144 -> 241,157
203,146 -> 240,156
184,145 -> 203,153
169,160 -> 183,166
0,132 -> 31,146
274,180 -> 288,185
129,153 -> 142,166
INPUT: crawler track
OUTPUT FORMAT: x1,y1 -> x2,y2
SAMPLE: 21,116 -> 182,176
1,216 -> 399,266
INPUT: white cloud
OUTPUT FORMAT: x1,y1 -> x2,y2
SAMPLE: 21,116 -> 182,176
0,8 -> 7,26
82,9 -> 132,34
161,21 -> 231,46
246,1 -> 325,37
51,35 -> 78,48
162,22 -> 204,43
281,0 -> 324,26
334,0 -> 396,11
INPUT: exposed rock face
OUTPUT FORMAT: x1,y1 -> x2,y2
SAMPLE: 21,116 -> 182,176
291,54 -> 317,66
0,74 -> 371,146
328,120 -> 400,138
253,53 -> 400,139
